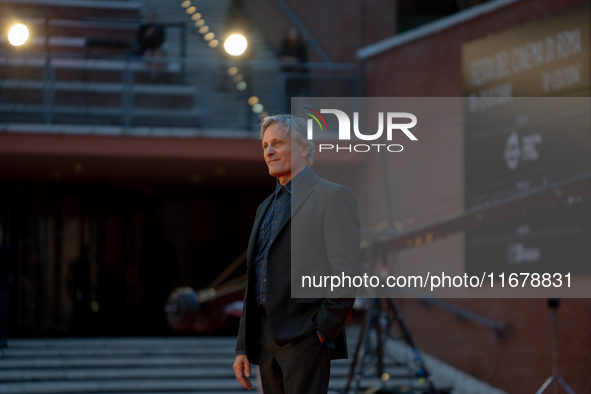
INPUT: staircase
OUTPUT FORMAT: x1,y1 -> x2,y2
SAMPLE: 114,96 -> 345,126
138,0 -> 281,129
0,330 -> 448,394
0,0 -> 280,131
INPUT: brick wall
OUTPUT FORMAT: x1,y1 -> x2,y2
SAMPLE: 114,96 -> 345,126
362,0 -> 590,96
361,1 -> 591,393
397,296 -> 591,393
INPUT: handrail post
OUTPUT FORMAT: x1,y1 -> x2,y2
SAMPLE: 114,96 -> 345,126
43,64 -> 55,125
199,64 -> 209,128
122,60 -> 134,127
180,22 -> 187,84
43,17 -> 54,125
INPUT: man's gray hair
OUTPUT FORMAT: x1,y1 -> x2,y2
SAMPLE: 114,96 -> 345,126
259,115 -> 315,165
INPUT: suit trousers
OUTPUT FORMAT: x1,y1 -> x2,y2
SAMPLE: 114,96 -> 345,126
258,310 -> 332,394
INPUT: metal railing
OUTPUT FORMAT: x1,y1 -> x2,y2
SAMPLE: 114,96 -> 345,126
0,51 -> 361,131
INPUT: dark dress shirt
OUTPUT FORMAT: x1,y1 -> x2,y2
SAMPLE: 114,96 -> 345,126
254,166 -> 311,308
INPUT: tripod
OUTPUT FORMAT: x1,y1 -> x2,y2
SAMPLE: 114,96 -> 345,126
343,295 -> 439,394
534,299 -> 576,394
343,246 -> 439,394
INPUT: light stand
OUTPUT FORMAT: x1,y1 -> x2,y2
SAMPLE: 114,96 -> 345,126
343,246 -> 440,394
534,298 -> 576,394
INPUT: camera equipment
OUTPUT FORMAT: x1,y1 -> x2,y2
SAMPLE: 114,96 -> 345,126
165,251 -> 248,333
533,298 -> 576,394
343,244 -> 441,394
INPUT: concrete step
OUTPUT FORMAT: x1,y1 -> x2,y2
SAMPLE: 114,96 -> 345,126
0,80 -> 198,95
0,378 -> 259,393
0,365 -> 413,382
0,56 -> 182,73
7,337 -> 238,348
0,0 -> 142,21
0,104 -> 202,117
0,355 -> 403,370
0,366 -> 256,382
0,334 -> 438,394
0,123 -> 257,138
1,347 -> 236,358
0,377 -> 446,394
0,107 -> 203,127
0,356 -> 237,370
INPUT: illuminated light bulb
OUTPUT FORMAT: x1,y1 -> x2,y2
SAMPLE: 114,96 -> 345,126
224,34 -> 247,56
8,24 -> 29,46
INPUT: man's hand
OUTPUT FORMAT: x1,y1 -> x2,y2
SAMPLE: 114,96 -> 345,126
233,355 -> 252,390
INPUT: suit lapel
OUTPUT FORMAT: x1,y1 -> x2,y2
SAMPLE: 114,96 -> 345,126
246,168 -> 319,270
274,168 -> 318,237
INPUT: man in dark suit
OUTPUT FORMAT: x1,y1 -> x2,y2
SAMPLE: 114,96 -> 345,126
233,115 -> 362,393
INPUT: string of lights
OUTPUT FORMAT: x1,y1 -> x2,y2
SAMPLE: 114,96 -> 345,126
180,1 -> 268,120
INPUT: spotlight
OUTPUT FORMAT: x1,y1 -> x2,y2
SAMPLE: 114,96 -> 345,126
208,39 -> 218,48
8,24 -> 29,47
199,26 -> 209,34
224,34 -> 247,56
252,104 -> 263,114
204,32 -> 214,41
195,19 -> 205,27
236,81 -> 247,91
186,6 -> 196,14
227,67 -> 238,76
248,96 -> 259,106
181,0 -> 191,8
191,13 -> 202,21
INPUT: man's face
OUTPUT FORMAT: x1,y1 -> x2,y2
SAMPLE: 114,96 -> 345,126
263,123 -> 292,180
262,124 -> 308,182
